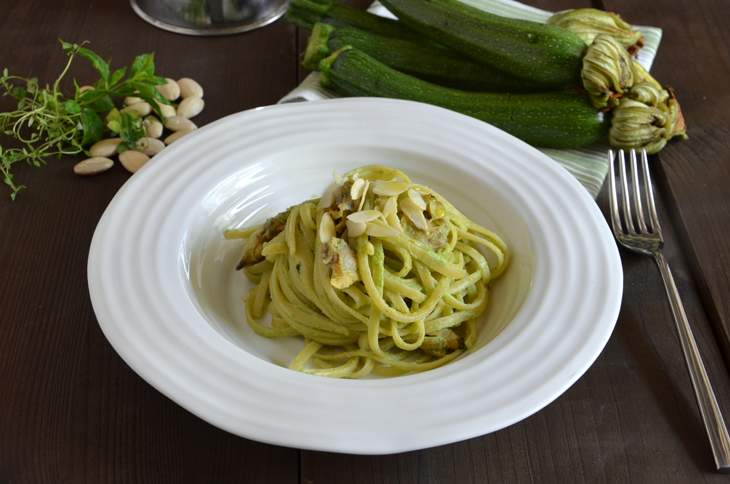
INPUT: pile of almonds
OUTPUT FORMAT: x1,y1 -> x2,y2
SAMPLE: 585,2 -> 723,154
73,77 -> 205,176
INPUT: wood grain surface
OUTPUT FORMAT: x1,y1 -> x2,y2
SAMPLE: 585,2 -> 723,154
2,0 -> 730,483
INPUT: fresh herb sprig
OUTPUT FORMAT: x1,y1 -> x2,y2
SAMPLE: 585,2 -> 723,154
0,40 -> 170,199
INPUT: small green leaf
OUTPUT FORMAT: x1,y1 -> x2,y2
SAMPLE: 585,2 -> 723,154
64,100 -> 81,114
59,39 -> 75,52
110,66 -> 127,85
106,108 -> 122,133
77,46 -> 110,82
80,108 -> 104,146
131,53 -> 155,76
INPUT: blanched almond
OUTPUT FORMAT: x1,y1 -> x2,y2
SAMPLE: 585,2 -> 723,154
119,150 -> 149,173
164,129 -> 193,144
73,157 -> 114,175
319,212 -> 335,244
156,77 -> 180,101
89,138 -> 121,157
124,96 -> 144,106
155,100 -> 176,119
143,116 -> 163,138
177,77 -> 204,98
122,102 -> 151,116
164,115 -> 197,132
136,137 -> 165,156
176,96 -> 204,119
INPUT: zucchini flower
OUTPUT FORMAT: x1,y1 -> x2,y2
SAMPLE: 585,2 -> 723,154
627,61 -> 669,107
547,8 -> 644,54
581,34 -> 635,109
609,95 -> 687,154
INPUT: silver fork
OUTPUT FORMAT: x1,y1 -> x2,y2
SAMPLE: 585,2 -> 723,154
609,149 -> 730,472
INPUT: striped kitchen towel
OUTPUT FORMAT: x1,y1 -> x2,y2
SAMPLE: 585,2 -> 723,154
279,0 -> 662,198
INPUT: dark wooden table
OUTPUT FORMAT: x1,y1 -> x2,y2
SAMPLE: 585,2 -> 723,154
2,0 -> 730,482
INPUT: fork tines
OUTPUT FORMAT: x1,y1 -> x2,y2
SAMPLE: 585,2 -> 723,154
608,149 -> 662,240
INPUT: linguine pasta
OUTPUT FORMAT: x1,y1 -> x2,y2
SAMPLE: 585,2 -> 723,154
226,165 -> 509,378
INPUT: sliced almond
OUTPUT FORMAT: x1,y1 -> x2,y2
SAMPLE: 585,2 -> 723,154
319,182 -> 340,209
89,137 -> 121,157
73,157 -> 114,176
367,220 -> 401,238
347,210 -> 381,224
382,197 -> 397,218
350,178 -> 366,201
357,180 -> 369,211
400,197 -> 429,231
407,188 -> 427,210
319,212 -> 336,244
372,179 -> 410,197
346,220 -> 367,237
428,199 -> 445,219
164,115 -> 197,132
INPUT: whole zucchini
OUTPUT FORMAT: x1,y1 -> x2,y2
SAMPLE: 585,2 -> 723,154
303,23 -> 549,92
287,0 -> 414,39
318,47 -> 608,149
379,0 -> 587,88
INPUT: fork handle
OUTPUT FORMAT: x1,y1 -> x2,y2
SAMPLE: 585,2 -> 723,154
655,252 -> 730,472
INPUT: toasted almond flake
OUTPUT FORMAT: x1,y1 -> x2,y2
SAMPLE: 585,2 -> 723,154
372,179 -> 410,197
400,197 -> 429,231
357,180 -> 369,211
428,199 -> 445,219
367,220 -> 401,238
386,211 -> 403,231
383,197 -> 397,218
407,188 -> 427,210
347,210 -> 381,224
350,178 -> 366,200
346,219 -> 367,237
319,212 -> 336,244
319,182 -> 340,209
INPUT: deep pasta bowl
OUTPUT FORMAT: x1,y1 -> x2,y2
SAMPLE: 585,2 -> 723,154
88,98 -> 622,454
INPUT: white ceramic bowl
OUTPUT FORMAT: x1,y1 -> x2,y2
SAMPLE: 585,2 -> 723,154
88,98 -> 622,454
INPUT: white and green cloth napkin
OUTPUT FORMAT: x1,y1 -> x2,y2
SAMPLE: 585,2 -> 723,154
279,0 -> 663,197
